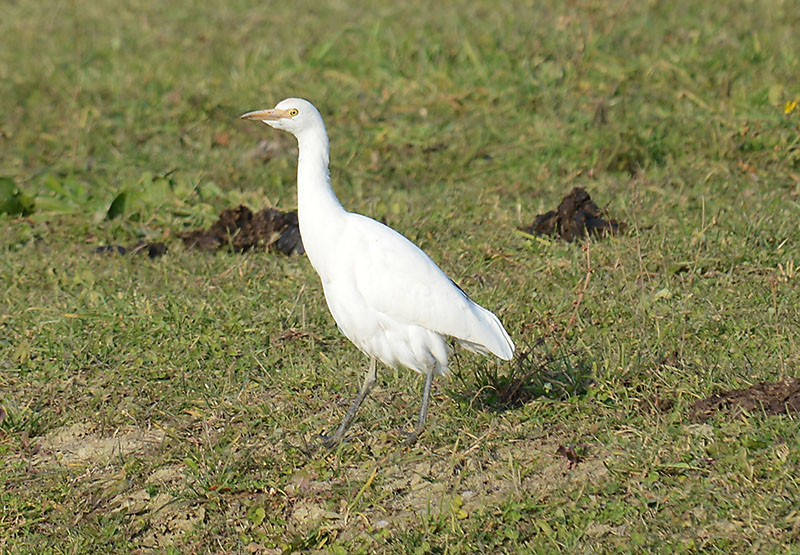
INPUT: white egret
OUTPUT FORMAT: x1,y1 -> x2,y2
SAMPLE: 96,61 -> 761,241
241,98 -> 514,447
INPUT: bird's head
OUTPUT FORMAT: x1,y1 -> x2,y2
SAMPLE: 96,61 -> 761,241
240,98 -> 324,138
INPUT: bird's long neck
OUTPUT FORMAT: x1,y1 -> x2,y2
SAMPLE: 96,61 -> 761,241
295,128 -> 347,276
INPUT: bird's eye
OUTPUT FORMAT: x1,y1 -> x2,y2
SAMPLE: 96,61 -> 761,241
288,108 -> 299,117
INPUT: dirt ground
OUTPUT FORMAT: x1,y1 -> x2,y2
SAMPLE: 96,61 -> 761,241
13,377 -> 799,549
15,419 -> 608,551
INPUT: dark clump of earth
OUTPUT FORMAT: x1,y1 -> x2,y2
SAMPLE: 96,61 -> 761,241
131,242 -> 168,258
689,378 -> 800,422
94,245 -> 127,256
520,187 -> 625,242
179,205 -> 304,255
93,242 -> 167,259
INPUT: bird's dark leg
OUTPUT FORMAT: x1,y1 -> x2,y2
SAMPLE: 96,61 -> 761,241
403,368 -> 435,446
321,358 -> 377,449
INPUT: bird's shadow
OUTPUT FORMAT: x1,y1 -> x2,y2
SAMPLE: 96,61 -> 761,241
450,337 -> 593,412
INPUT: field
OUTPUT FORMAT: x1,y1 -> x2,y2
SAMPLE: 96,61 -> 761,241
2,0 -> 799,552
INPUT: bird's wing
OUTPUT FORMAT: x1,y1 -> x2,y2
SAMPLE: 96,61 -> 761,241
342,214 -> 513,359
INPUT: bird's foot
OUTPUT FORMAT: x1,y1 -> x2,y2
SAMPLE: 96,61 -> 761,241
399,429 -> 422,447
316,431 -> 343,450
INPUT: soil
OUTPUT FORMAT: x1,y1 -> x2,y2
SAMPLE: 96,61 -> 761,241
520,187 -> 625,242
689,378 -> 800,422
273,432 -> 609,542
179,205 -> 304,255
34,421 -> 166,467
26,422 -> 204,550
18,419 -> 609,551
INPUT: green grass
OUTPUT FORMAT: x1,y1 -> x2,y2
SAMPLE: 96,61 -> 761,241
2,0 -> 800,552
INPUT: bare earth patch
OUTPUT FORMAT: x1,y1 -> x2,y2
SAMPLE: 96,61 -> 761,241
275,432 -> 610,543
689,378 -> 800,422
18,420 -> 611,550
23,423 -> 212,549
34,421 -> 165,466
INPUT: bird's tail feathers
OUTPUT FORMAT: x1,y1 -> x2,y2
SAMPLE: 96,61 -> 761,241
457,304 -> 514,361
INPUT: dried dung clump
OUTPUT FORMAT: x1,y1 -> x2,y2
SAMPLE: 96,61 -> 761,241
689,378 -> 800,422
93,242 -> 167,259
521,187 -> 625,242
179,205 -> 304,255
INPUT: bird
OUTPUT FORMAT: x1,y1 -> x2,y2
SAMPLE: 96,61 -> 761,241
241,98 -> 514,447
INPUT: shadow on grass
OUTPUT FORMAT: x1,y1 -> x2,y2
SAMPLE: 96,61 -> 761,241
451,337 -> 593,412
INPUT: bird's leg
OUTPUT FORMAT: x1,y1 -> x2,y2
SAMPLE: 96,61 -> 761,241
321,358 -> 377,449
403,368 -> 435,446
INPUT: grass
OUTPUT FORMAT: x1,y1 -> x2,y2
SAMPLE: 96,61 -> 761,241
1,0 -> 799,552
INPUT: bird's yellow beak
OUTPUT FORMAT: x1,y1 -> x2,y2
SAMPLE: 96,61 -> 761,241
240,108 -> 288,121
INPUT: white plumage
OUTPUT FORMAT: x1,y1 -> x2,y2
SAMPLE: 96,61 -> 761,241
241,98 -> 514,446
